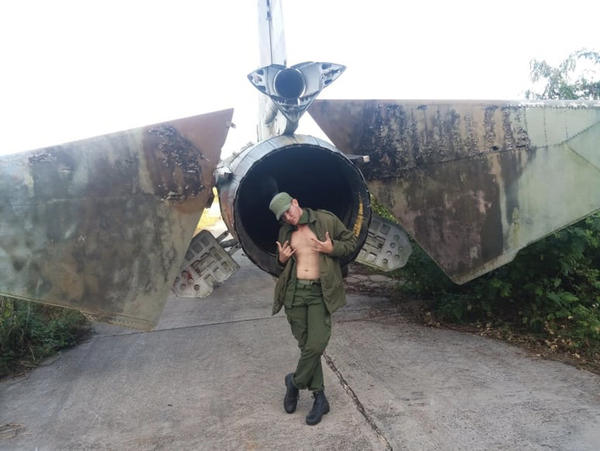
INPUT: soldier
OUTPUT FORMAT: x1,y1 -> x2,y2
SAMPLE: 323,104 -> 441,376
269,192 -> 357,425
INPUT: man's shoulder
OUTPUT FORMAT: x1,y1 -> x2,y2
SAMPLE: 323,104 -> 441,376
312,208 -> 340,222
278,223 -> 293,234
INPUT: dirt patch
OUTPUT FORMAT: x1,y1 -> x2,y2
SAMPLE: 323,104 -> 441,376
345,262 -> 403,297
425,318 -> 600,376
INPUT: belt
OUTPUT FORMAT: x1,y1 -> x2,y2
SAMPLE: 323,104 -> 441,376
296,278 -> 321,286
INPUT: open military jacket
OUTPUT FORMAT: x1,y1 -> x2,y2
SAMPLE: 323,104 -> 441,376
273,208 -> 357,315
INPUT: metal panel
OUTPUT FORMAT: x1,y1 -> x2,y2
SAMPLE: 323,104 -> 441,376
0,109 -> 233,329
257,0 -> 286,67
309,99 -> 600,283
172,230 -> 239,298
356,214 -> 412,272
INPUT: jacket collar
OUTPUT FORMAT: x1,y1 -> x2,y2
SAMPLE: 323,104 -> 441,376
303,207 -> 318,225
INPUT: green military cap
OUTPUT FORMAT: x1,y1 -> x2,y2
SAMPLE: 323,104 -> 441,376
269,192 -> 293,220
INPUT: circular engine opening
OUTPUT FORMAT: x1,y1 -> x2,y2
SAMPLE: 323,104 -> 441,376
234,143 -> 370,276
274,69 -> 305,98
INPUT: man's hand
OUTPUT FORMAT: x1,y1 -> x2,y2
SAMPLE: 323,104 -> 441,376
276,240 -> 296,264
311,231 -> 334,254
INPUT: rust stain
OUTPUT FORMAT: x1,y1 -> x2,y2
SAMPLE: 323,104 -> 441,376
143,125 -> 206,201
309,100 -> 534,182
366,148 -> 530,282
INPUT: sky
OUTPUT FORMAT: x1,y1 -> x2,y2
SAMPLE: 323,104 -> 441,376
0,0 -> 598,157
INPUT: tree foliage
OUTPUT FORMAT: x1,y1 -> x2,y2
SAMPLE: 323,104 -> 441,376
526,49 -> 600,100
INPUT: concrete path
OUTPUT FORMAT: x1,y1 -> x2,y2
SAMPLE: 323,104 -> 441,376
1,254 -> 600,450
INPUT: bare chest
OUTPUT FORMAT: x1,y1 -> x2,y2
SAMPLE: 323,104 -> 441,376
291,225 -> 318,253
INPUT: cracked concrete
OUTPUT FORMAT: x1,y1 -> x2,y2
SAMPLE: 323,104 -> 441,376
324,352 -> 392,450
1,253 -> 600,450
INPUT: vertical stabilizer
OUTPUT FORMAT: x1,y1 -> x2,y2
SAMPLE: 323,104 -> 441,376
257,0 -> 286,67
256,0 -> 288,139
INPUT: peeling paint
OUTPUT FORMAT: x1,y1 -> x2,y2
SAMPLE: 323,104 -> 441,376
143,125 -> 207,201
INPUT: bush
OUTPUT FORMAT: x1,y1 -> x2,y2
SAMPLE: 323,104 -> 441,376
0,297 -> 90,378
397,212 -> 600,353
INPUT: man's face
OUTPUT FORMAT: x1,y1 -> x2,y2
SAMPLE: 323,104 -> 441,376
281,199 -> 302,225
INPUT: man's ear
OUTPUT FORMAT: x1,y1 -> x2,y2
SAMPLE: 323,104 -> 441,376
291,198 -> 299,208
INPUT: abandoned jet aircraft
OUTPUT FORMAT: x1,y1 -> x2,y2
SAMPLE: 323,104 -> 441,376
1,0 -> 599,330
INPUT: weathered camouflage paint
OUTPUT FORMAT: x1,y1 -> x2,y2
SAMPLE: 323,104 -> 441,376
0,109 -> 232,329
309,99 -> 600,283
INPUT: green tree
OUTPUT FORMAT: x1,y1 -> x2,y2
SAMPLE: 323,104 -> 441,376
526,49 -> 600,100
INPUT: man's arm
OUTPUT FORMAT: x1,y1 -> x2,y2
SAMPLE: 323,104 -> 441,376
328,214 -> 357,258
310,211 -> 358,258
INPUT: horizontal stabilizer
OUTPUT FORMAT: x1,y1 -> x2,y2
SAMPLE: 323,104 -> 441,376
0,109 -> 233,329
310,99 -> 600,283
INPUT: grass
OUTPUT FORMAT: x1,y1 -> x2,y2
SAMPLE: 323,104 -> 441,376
0,296 -> 90,379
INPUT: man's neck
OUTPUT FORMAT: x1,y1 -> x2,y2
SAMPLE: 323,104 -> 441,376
297,209 -> 309,226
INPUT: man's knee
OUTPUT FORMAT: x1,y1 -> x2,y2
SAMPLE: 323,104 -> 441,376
304,339 -> 328,356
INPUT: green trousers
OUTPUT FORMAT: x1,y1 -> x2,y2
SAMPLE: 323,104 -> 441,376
284,280 -> 331,392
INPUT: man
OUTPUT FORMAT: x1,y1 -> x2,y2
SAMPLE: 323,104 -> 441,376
269,192 -> 357,425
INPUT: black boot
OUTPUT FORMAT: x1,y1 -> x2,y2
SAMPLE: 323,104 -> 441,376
284,373 -> 299,413
306,390 -> 330,425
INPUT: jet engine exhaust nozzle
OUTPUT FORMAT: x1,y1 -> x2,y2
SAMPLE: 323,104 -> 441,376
217,135 -> 371,276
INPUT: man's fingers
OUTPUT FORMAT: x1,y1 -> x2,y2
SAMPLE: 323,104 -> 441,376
325,231 -> 330,240
278,240 -> 295,256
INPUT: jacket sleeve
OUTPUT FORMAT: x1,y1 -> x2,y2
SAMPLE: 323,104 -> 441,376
328,214 -> 357,259
275,227 -> 285,267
